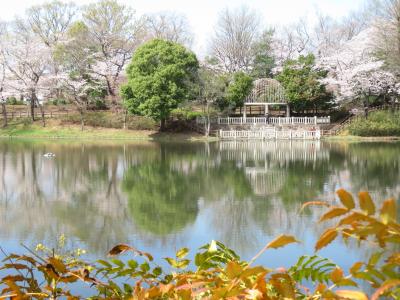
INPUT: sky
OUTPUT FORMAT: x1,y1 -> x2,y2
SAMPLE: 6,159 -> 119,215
0,0 -> 366,55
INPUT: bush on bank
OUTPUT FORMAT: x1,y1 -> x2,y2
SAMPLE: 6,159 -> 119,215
61,112 -> 158,131
348,111 -> 400,136
0,189 -> 398,299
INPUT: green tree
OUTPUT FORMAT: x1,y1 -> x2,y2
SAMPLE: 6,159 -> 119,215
276,54 -> 333,113
121,39 -> 199,131
250,29 -> 275,78
224,72 -> 253,110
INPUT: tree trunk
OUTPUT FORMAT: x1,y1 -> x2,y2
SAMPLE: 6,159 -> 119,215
205,102 -> 210,137
34,95 -> 46,127
123,109 -> 128,129
391,95 -> 396,114
1,102 -> 7,127
363,96 -> 369,119
79,109 -> 84,131
160,118 -> 166,131
30,97 -> 35,121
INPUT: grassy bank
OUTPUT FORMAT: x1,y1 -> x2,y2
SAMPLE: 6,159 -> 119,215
346,110 -> 400,136
0,118 -> 207,141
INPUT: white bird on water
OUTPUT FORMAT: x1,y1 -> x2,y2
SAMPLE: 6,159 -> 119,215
43,153 -> 56,157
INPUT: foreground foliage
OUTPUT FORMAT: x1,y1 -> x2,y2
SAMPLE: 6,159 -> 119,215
0,189 -> 399,299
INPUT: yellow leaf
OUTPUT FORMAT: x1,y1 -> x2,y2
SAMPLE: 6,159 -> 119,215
319,207 -> 349,222
358,191 -> 375,215
330,267 -> 343,283
336,189 -> 355,210
176,248 -> 189,259
315,228 -> 337,251
266,235 -> 299,250
335,290 -> 368,300
380,198 -> 397,224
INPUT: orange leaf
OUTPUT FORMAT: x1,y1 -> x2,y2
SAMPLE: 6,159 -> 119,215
358,191 -> 375,216
319,207 -> 349,222
335,290 -> 368,300
225,261 -> 243,279
48,257 -> 67,274
300,201 -> 329,212
108,244 -> 134,256
371,279 -> 400,300
315,228 -> 337,251
380,198 -> 397,224
349,262 -> 363,275
330,267 -> 343,283
266,235 -> 299,249
336,189 -> 355,210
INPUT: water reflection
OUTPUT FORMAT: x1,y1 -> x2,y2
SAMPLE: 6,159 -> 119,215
0,139 -> 399,268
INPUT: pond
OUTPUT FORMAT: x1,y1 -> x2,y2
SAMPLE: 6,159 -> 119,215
0,139 -> 399,273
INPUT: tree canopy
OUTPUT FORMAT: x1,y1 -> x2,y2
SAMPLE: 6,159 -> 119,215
121,39 -> 199,130
277,54 -> 333,112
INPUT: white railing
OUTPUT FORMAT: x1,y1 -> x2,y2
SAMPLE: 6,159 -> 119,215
219,128 -> 321,140
196,116 -> 330,125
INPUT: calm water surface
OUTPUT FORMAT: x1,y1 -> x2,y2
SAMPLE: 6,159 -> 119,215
0,139 -> 399,271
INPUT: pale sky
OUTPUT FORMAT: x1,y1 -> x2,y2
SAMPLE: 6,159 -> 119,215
0,0 -> 366,54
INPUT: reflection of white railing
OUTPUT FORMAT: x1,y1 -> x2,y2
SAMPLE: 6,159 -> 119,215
219,128 -> 321,140
196,116 -> 330,125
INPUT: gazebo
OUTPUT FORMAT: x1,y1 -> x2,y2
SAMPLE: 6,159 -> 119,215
243,78 -> 290,119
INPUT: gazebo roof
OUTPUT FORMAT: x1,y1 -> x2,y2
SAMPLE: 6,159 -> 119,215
245,78 -> 287,104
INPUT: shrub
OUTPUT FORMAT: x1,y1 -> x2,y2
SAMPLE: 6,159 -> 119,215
6,97 -> 24,105
348,111 -> 400,136
170,107 -> 204,121
60,112 -> 157,130
50,98 -> 68,106
0,189 -> 398,299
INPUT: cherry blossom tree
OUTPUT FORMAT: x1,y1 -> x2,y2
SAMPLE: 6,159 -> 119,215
318,27 -> 390,103
349,69 -> 397,116
58,74 -> 104,130
0,22 -> 52,125
82,0 -> 147,108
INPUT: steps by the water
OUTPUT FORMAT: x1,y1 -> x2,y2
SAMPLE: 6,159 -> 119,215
218,126 -> 321,140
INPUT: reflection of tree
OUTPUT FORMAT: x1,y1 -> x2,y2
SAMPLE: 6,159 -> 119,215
0,138 -> 399,263
347,143 -> 400,193
122,162 -> 199,235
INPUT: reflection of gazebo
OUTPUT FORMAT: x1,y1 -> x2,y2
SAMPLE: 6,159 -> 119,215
243,78 -> 289,118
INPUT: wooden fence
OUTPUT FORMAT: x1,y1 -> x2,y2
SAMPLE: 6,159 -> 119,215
0,110 -> 73,120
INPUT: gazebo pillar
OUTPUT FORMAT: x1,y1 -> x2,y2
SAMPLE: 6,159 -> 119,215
243,104 -> 247,121
265,104 -> 269,116
286,104 -> 290,117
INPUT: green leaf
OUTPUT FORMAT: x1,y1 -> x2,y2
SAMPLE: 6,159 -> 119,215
164,257 -> 178,268
140,262 -> 150,272
110,259 -> 124,268
127,259 -> 138,269
176,247 -> 189,259
97,259 -> 112,268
